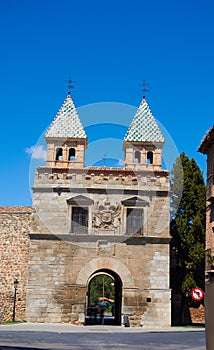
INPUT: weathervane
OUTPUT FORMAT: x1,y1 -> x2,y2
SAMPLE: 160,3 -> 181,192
139,80 -> 149,99
65,77 -> 75,95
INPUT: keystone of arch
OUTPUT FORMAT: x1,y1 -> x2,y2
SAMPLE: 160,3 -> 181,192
76,257 -> 135,287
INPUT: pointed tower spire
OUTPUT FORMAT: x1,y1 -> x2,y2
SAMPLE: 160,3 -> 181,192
45,94 -> 87,169
124,98 -> 164,143
123,97 -> 164,170
45,95 -> 87,140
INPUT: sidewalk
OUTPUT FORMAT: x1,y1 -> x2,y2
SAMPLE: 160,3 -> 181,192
0,322 -> 205,333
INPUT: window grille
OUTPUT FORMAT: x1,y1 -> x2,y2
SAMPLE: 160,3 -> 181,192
126,208 -> 143,235
71,206 -> 88,234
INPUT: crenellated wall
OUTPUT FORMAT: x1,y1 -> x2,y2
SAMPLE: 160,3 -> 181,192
34,166 -> 169,185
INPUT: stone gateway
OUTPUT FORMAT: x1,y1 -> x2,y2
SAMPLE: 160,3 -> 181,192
1,93 -> 171,327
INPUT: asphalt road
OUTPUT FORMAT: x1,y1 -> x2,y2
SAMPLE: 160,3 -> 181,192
0,330 -> 206,350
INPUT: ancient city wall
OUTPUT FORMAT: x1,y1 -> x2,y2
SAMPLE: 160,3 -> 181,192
0,207 -> 32,322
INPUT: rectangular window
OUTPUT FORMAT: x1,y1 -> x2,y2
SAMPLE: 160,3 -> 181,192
210,203 -> 214,223
71,206 -> 88,234
126,208 -> 143,235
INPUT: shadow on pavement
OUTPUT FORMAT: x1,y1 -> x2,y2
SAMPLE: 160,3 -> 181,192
0,347 -> 50,350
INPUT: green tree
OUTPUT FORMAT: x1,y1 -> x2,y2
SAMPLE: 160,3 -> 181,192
89,275 -> 115,306
170,152 -> 206,306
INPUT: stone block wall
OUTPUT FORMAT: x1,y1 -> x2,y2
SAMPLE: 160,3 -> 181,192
0,207 -> 32,322
26,236 -> 171,327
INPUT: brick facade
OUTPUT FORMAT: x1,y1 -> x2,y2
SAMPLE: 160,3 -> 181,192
0,207 -> 32,322
198,125 -> 214,347
198,125 -> 214,266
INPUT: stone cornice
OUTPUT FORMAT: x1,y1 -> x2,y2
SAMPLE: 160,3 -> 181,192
0,206 -> 33,214
37,166 -> 170,177
32,186 -> 169,197
28,233 -> 171,244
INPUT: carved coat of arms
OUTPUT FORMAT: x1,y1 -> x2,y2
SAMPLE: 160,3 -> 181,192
93,199 -> 121,230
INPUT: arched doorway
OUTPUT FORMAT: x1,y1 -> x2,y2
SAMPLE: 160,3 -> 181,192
85,269 -> 122,326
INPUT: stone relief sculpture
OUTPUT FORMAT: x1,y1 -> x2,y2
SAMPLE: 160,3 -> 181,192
93,198 -> 121,233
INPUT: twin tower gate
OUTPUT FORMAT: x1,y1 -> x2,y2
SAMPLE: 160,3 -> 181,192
26,93 -> 171,327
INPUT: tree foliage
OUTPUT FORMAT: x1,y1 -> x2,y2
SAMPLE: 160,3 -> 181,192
89,275 -> 115,306
170,152 -> 206,306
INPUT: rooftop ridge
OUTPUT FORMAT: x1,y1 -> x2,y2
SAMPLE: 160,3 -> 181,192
198,125 -> 214,154
0,206 -> 33,213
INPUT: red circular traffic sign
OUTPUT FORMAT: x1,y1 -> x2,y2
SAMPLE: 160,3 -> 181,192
191,288 -> 204,301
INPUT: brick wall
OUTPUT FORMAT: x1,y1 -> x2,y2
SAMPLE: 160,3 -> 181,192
190,305 -> 205,324
0,207 -> 32,322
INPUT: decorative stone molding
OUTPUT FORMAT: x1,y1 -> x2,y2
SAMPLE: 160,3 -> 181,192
76,256 -> 135,287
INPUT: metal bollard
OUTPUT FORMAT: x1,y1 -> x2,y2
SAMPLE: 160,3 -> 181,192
123,314 -> 130,327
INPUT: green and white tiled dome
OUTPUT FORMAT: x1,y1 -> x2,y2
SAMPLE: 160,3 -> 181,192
45,95 -> 87,139
124,98 -> 164,143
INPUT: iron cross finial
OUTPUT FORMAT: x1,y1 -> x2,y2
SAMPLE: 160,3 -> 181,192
139,80 -> 149,99
65,77 -> 75,95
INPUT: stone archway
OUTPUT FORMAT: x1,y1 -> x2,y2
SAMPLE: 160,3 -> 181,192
76,257 -> 135,326
76,257 -> 135,287
85,268 -> 122,325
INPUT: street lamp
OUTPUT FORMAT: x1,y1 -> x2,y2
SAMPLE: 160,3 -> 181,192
12,279 -> 19,322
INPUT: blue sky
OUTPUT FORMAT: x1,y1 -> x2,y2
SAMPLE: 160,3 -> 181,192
0,0 -> 213,206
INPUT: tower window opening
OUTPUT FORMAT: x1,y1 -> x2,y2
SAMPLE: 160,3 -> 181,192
134,151 -> 141,164
56,147 -> 63,161
147,151 -> 153,164
69,148 -> 76,161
